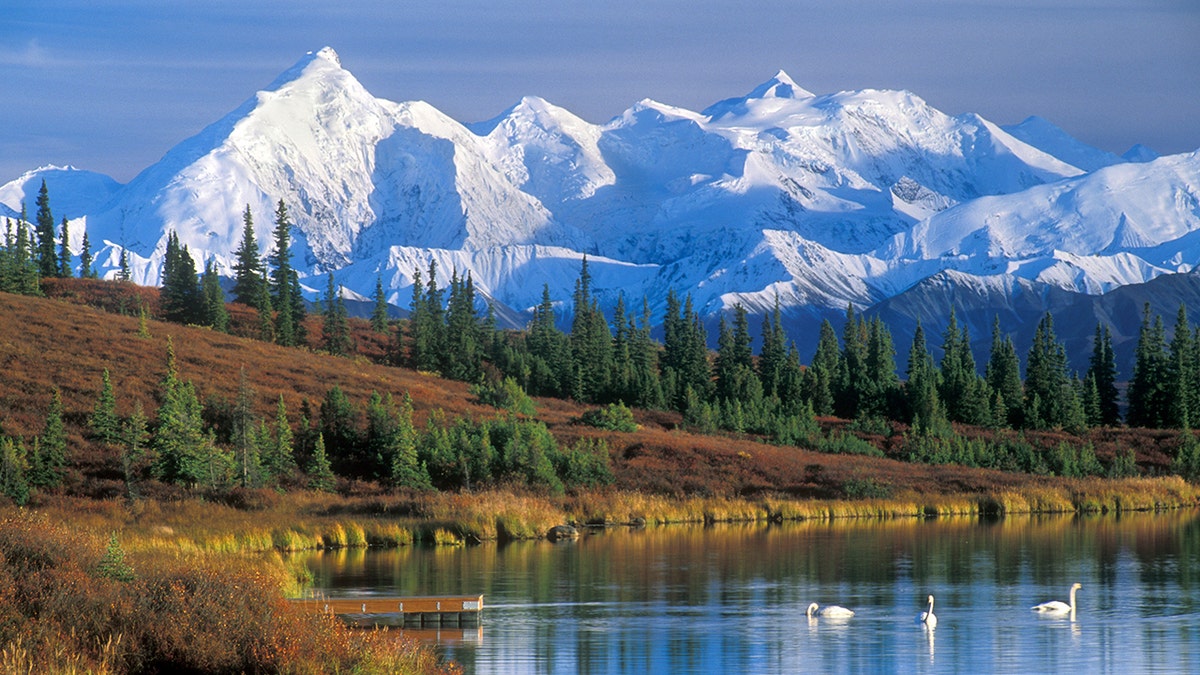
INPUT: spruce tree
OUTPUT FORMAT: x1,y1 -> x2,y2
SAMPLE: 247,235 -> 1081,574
254,278 -> 275,342
90,369 -> 121,446
863,317 -> 900,419
1085,322 -> 1120,427
370,275 -> 390,333
269,200 -> 304,346
201,258 -> 230,332
661,291 -> 710,411
231,204 -> 265,305
985,317 -> 1024,427
527,284 -> 571,398
363,392 -> 394,481
289,272 -> 308,345
79,230 -> 95,278
0,436 -> 30,505
609,294 -> 634,402
905,322 -> 943,430
0,219 -> 11,290
117,249 -> 131,282
34,180 -> 58,278
320,385 -> 360,472
444,270 -> 483,381
636,297 -> 665,408
758,296 -> 788,400
835,305 -> 867,419
806,319 -> 839,417
58,217 -> 71,278
4,207 -> 40,294
1081,372 -> 1104,428
410,261 -> 445,372
307,433 -> 336,492
31,389 -> 67,489
18,214 -> 39,294
160,231 -> 202,324
260,395 -> 297,483
152,339 -> 212,485
1023,313 -> 1078,430
405,267 -> 427,368
569,257 -> 613,402
1167,305 -> 1195,429
1127,304 -> 1169,428
937,309 -> 989,425
322,273 -> 351,356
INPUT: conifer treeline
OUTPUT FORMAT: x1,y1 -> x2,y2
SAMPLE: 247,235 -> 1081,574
8,187 -> 1200,495
1,180 -> 100,295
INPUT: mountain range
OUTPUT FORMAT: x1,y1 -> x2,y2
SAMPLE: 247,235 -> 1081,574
3,46 -> 1198,374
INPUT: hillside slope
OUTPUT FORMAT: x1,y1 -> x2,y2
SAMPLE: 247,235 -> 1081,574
0,285 -> 1143,500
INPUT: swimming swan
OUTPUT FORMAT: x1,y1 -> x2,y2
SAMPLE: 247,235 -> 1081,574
915,595 -> 937,628
1032,582 -> 1081,614
806,602 -> 855,618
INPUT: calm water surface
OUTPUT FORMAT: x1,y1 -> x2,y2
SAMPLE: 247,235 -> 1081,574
294,511 -> 1200,673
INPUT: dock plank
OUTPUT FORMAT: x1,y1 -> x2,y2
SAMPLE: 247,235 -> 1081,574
288,595 -> 483,617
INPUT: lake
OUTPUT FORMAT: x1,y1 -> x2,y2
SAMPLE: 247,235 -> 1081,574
293,511 -> 1200,673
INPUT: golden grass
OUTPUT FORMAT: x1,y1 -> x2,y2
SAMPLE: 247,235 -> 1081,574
0,511 -> 455,675
18,474 -> 1199,571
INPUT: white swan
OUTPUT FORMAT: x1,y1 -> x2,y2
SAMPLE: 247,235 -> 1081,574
915,594 -> 937,628
1032,582 -> 1081,615
806,602 -> 855,618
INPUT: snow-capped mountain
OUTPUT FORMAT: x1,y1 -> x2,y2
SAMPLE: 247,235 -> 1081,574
2,47 -> 1197,357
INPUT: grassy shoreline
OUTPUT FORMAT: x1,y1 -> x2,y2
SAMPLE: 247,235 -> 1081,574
3,479 -> 1197,673
19,475 -> 1200,556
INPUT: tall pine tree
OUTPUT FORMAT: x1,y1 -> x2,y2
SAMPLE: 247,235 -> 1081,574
322,273 -> 351,356
985,317 -> 1024,428
231,204 -> 266,305
905,322 -> 943,430
269,200 -> 305,346
57,217 -> 71,278
370,275 -> 390,333
79,230 -> 95,278
34,180 -> 58,278
201,258 -> 230,332
160,231 -> 202,324
569,257 -> 613,403
1127,304 -> 1169,428
1084,321 -> 1118,425
1023,313 -> 1079,430
1167,305 -> 1195,429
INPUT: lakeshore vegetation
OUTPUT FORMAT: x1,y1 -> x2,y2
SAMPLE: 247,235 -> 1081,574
6,190 -> 1200,671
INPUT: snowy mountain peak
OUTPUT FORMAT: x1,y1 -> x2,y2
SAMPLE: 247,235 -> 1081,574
262,46 -> 351,93
747,70 -> 813,100
1001,115 -> 1122,172
1123,144 -> 1160,163
310,46 -> 341,66
8,47 -> 1195,352
702,71 -> 814,119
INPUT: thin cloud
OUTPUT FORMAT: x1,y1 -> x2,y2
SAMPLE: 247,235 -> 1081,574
0,39 -> 55,67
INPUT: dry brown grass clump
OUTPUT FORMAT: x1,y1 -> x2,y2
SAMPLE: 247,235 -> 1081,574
0,511 -> 455,674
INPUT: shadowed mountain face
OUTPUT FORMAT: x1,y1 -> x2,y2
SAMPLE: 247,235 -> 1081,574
3,47 -> 1198,358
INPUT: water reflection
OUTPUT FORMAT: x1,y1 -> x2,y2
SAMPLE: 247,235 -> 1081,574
293,510 -> 1200,673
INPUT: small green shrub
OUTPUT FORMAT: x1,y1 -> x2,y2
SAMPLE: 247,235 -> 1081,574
580,402 -> 638,432
842,478 -> 891,500
471,377 -> 536,416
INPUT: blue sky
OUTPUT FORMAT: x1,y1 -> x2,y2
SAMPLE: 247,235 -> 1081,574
3,1 -> 1198,183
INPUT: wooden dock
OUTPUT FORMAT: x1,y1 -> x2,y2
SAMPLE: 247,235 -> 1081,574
289,595 -> 484,627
